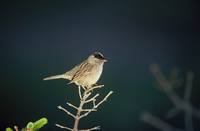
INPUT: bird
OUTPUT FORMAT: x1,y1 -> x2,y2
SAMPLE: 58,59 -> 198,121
43,52 -> 107,89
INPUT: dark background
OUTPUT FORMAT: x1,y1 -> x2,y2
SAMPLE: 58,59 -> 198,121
0,0 -> 200,130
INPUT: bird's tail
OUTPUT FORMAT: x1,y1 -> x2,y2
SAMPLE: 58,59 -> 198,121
43,74 -> 66,81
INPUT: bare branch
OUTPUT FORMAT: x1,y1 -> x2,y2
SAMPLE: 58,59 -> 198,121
184,72 -> 194,131
87,85 -> 104,92
143,64 -> 200,131
79,126 -> 101,131
141,112 -> 184,131
56,83 -> 113,131
184,72 -> 194,101
92,99 -> 96,107
67,102 -> 78,110
150,64 -> 200,118
95,91 -> 113,108
57,105 -> 76,118
79,91 -> 113,119
81,108 -> 97,112
185,111 -> 193,131
78,86 -> 82,100
85,94 -> 99,103
80,110 -> 94,119
83,92 -> 92,99
55,124 -> 73,131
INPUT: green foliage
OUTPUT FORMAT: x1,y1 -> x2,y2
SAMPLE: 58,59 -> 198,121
5,128 -> 13,131
26,122 -> 34,130
26,118 -> 48,131
5,117 -> 48,131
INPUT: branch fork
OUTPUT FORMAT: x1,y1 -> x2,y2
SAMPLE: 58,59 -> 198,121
56,85 -> 113,131
141,64 -> 200,131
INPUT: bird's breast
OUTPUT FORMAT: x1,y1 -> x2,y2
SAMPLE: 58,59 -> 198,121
84,64 -> 103,86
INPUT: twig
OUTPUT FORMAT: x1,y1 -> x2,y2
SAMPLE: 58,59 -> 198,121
184,72 -> 193,102
141,112 -> 184,131
79,126 -> 101,131
81,108 -> 97,112
57,106 -> 76,119
55,124 -> 73,131
80,91 -> 113,119
150,64 -> 200,118
14,126 -> 18,131
95,91 -> 113,108
85,94 -> 99,103
87,85 -> 104,92
84,92 -> 92,99
78,86 -> 82,100
142,64 -> 200,131
184,72 -> 194,131
67,102 -> 78,110
57,84 -> 113,131
92,99 -> 96,107
80,110 -> 94,119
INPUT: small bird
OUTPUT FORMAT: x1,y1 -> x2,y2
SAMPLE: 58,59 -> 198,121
43,52 -> 107,89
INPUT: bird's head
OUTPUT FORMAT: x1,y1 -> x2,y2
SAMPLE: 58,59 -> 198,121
87,52 -> 107,64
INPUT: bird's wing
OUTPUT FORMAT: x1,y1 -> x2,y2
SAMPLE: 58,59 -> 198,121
65,61 -> 86,80
70,61 -> 91,82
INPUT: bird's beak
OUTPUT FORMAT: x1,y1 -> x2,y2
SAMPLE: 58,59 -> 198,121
103,59 -> 107,62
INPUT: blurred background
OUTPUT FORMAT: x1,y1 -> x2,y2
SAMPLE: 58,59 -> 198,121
0,0 -> 200,130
